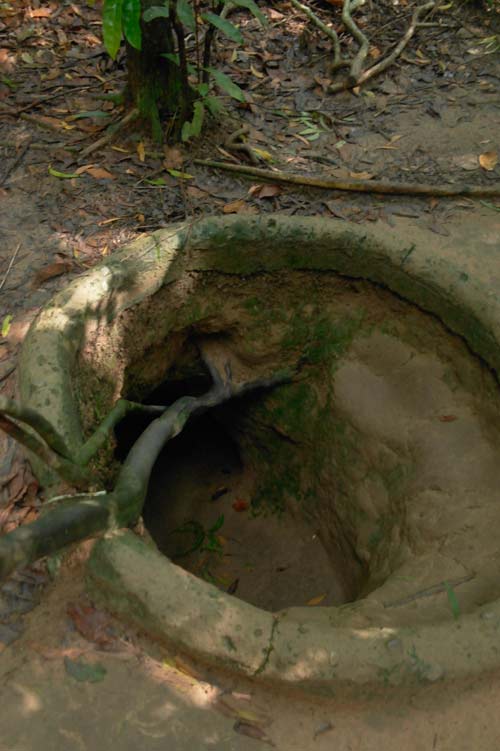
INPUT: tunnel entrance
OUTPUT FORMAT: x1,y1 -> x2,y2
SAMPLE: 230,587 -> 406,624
115,371 -> 353,612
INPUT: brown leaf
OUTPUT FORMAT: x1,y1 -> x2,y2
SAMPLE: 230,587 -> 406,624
248,183 -> 281,199
29,8 -> 53,17
85,166 -> 115,180
234,721 -> 274,745
67,602 -> 115,648
232,499 -> 249,512
186,185 -> 207,199
223,199 -> 247,214
163,146 -> 184,170
32,261 -> 73,287
349,171 -> 375,180
439,415 -> 458,422
307,593 -> 327,606
479,151 -> 498,172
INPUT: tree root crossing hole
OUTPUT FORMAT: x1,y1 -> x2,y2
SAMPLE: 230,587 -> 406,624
112,272 -> 500,620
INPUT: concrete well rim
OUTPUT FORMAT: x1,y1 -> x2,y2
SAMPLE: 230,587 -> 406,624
19,215 -> 500,695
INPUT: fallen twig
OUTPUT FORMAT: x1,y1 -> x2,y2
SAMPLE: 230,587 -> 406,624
79,108 -> 139,158
194,159 -> 500,198
0,243 -> 22,292
383,573 -> 475,608
289,0 -> 344,69
341,0 -> 369,83
0,138 -> 32,188
355,1 -> 436,89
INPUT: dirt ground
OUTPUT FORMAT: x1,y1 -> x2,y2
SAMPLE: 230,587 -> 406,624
0,0 -> 500,748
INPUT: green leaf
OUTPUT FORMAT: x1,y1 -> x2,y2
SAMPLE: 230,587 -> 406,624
67,110 -> 111,120
175,0 -> 196,31
166,168 -> 194,179
206,68 -> 245,102
102,0 -> 123,59
444,582 -> 461,620
192,81 -> 209,97
48,166 -> 81,179
143,3 -> 170,21
228,0 -> 266,26
0,77 -> 17,90
64,658 -> 107,683
161,52 -> 180,65
145,177 -> 168,185
181,101 -> 205,142
210,514 -> 225,533
1,315 -> 12,338
204,95 -> 224,116
201,12 -> 243,43
122,0 -> 141,49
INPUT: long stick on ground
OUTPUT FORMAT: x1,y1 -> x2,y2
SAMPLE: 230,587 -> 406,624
193,159 -> 500,198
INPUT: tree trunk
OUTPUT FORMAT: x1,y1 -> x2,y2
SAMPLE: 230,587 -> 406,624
126,0 -> 193,141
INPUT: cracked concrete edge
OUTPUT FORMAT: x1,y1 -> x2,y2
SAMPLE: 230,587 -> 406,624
87,530 -> 500,697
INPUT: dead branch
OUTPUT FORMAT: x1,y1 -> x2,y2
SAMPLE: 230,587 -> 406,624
79,108 -> 139,158
0,352 -> 291,581
290,0 -> 437,94
341,0 -> 369,83
193,158 -> 500,198
289,0 -> 344,69
355,1 -> 436,87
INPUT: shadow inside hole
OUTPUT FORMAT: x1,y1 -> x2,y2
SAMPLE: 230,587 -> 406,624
115,374 -> 353,612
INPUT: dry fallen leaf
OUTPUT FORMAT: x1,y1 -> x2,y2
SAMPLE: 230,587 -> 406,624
248,183 -> 281,199
85,166 -> 115,180
234,721 -> 274,745
307,593 -> 327,606
137,141 -> 146,162
163,145 -> 184,170
453,154 -> 479,171
67,602 -> 115,648
232,499 -> 249,512
349,171 -> 375,180
29,7 -> 53,17
479,151 -> 498,172
250,64 -> 265,79
223,199 -> 247,214
32,261 -> 73,287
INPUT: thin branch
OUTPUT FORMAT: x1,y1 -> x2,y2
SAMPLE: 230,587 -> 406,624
75,399 -> 166,467
288,0 -> 343,69
357,1 -> 435,86
0,243 -> 22,292
342,0 -> 369,82
0,138 -> 31,188
383,573 -> 475,608
79,108 -> 139,158
193,159 -> 500,198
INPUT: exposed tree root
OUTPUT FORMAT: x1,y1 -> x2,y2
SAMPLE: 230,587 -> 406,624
194,158 -> 500,198
291,0 -> 438,93
0,349 -> 290,581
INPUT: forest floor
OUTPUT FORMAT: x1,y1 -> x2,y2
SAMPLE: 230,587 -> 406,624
0,0 -> 499,748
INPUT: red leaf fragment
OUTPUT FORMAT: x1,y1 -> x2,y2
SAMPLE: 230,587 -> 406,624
232,499 -> 249,512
